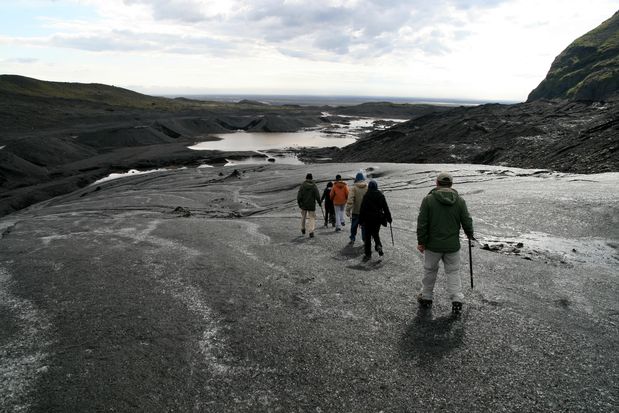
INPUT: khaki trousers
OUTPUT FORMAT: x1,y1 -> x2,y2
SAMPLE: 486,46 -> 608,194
421,249 -> 464,302
300,209 -> 316,233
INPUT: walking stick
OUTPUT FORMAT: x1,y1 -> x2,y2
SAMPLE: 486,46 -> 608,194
319,204 -> 325,221
469,238 -> 474,289
389,223 -> 394,246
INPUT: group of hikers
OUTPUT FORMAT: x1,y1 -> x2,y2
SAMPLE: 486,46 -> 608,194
297,171 -> 474,314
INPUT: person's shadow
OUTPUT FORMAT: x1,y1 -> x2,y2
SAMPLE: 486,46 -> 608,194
398,307 -> 465,366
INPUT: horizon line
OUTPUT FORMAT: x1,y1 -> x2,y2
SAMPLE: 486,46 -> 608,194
160,93 -> 520,105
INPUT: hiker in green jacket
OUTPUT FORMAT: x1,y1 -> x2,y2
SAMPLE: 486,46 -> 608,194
297,173 -> 321,238
416,172 -> 474,314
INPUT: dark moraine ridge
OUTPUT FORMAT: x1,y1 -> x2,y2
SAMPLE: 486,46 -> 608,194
334,96 -> 619,173
0,75 -> 447,217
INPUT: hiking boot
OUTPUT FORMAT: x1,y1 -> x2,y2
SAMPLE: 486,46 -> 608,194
362,255 -> 371,262
341,222 -> 345,227
416,293 -> 433,309
301,229 -> 306,235
377,245 -> 384,256
335,228 -> 341,232
452,302 -> 463,315
309,232 -> 314,238
348,239 -> 355,246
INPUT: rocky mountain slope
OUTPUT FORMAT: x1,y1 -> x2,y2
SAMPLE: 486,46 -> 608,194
527,11 -> 619,102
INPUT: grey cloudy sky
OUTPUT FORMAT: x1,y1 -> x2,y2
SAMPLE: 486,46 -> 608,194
1,0 -> 617,101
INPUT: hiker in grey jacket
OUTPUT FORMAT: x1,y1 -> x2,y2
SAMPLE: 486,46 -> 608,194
297,173 -> 321,238
416,172 -> 474,314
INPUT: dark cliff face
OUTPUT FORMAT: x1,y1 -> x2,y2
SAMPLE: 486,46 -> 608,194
527,11 -> 619,102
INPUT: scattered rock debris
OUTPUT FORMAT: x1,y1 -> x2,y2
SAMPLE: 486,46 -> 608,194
172,206 -> 191,217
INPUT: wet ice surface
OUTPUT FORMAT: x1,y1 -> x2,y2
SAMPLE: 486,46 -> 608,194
223,151 -> 303,166
478,232 -> 618,269
451,168 -> 619,270
1,162 -> 617,412
92,167 -> 187,184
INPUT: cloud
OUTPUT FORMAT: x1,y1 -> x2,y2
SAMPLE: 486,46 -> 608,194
0,27 -> 233,58
122,0 -> 210,22
4,0 -> 617,100
3,57 -> 40,64
3,0 -> 516,62
92,0 -> 512,60
450,0 -> 507,8
277,47 -> 313,59
313,31 -> 351,55
51,32 -> 149,52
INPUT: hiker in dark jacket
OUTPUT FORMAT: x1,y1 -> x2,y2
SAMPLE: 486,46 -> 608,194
297,173 -> 321,238
416,172 -> 474,314
320,181 -> 336,227
358,180 -> 392,262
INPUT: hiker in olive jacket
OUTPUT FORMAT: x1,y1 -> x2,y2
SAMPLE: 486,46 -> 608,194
346,172 -> 368,244
416,172 -> 473,314
359,180 -> 392,261
297,173 -> 321,238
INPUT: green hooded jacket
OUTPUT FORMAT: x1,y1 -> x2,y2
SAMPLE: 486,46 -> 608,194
297,180 -> 321,211
417,187 -> 473,253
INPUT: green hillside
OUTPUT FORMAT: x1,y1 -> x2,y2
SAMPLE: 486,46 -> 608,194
0,74 -> 190,109
527,11 -> 619,101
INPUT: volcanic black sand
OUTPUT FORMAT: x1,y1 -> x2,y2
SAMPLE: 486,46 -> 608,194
1,163 -> 617,412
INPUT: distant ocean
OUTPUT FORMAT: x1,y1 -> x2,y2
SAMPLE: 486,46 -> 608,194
165,94 -> 516,107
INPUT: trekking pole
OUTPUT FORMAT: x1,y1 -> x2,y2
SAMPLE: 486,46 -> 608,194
319,204 -> 325,221
389,223 -> 394,246
469,238 -> 474,289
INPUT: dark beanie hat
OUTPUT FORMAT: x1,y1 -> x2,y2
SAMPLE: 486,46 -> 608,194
306,173 -> 313,180
335,174 -> 341,180
355,172 -> 365,182
326,181 -> 333,187
368,180 -> 378,190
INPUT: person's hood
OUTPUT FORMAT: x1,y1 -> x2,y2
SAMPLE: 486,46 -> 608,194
431,187 -> 459,205
302,180 -> 315,188
354,181 -> 368,189
333,181 -> 347,188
